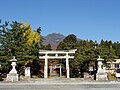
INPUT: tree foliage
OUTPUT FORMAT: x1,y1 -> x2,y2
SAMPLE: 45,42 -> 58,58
0,21 -> 41,75
57,34 -> 119,78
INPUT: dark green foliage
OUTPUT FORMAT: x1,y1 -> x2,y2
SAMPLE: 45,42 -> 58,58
113,42 -> 120,57
57,34 -> 77,50
36,27 -> 42,34
30,60 -> 41,76
45,43 -> 52,50
57,34 -> 119,78
0,21 -> 41,76
63,34 -> 77,43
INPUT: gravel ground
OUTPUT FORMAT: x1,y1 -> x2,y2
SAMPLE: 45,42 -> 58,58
0,78 -> 120,90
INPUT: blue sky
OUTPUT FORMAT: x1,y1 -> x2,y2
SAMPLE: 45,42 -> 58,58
1,0 -> 120,42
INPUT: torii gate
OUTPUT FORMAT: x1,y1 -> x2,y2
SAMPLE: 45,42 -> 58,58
39,49 -> 77,78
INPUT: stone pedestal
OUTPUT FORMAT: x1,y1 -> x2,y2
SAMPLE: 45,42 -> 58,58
96,56 -> 108,80
7,73 -> 18,82
6,56 -> 18,82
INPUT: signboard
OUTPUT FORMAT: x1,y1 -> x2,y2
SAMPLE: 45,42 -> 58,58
25,67 -> 30,77
89,66 -> 93,71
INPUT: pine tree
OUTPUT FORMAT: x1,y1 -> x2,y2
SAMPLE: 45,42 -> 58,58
0,21 -> 41,75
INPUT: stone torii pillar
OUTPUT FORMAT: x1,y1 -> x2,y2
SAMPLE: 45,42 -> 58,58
66,53 -> 70,78
44,53 -> 48,78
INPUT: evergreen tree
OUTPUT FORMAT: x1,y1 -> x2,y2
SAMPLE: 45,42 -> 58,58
0,21 -> 41,75
45,43 -> 52,50
57,34 -> 77,50
57,37 -> 118,78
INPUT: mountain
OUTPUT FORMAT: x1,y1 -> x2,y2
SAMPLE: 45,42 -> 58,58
42,33 -> 81,50
42,33 -> 65,50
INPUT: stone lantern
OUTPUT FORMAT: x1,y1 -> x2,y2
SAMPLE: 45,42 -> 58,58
96,56 -> 108,80
6,56 -> 18,82
97,56 -> 104,73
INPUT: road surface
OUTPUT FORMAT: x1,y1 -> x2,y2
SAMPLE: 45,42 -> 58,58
0,82 -> 120,90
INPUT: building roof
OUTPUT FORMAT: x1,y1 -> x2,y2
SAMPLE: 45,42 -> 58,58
107,59 -> 120,64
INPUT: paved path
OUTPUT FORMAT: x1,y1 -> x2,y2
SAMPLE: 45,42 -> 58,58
0,83 -> 120,90
0,78 -> 120,90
